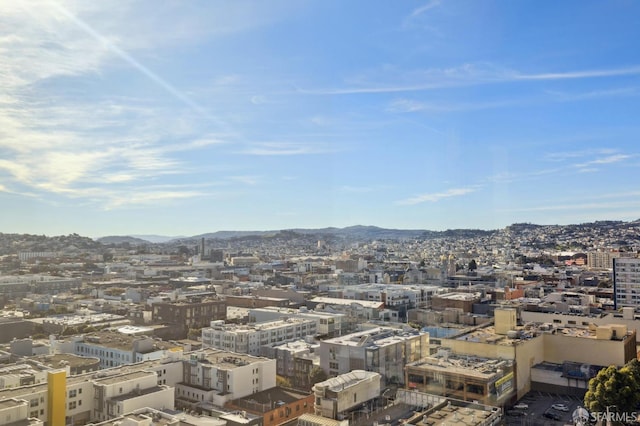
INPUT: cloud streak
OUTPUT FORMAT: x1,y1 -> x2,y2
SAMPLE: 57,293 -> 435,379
396,187 -> 477,205
299,63 -> 640,96
238,142 -> 337,156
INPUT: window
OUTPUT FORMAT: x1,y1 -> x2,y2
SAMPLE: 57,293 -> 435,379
69,390 -> 77,398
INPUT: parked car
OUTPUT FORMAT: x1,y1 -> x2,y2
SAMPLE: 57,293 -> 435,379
544,411 -> 562,420
508,410 -> 525,417
513,403 -> 529,410
551,403 -> 569,412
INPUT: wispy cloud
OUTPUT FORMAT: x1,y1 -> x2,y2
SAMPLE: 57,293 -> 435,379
238,142 -> 337,156
411,0 -> 442,18
486,167 -> 564,184
388,97 -> 522,113
401,0 -> 442,30
515,66 -> 640,81
574,154 -> 633,172
0,1 -> 249,209
396,187 -> 477,205
544,86 -> 640,102
545,148 -> 617,162
228,175 -> 262,186
299,63 -> 640,96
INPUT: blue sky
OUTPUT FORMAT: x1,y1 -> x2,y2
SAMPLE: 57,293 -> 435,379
2,0 -> 640,237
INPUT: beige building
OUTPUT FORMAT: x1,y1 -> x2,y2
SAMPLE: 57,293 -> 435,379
0,348 -> 276,425
405,351 -> 515,406
313,370 -> 382,419
319,327 -> 429,384
436,308 -> 637,399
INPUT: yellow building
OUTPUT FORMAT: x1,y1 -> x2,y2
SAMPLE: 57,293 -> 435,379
47,370 -> 66,426
434,308 -> 636,399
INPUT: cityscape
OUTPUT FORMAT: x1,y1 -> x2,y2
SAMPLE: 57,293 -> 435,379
1,220 -> 640,425
3,1 -> 640,425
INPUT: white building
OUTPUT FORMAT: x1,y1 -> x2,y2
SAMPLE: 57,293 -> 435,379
0,398 -> 42,426
89,371 -> 174,423
202,318 -> 318,355
177,350 -> 276,408
72,332 -> 177,369
313,370 -> 381,419
0,348 -> 276,424
613,256 -> 640,308
248,306 -> 345,337
319,327 -> 429,384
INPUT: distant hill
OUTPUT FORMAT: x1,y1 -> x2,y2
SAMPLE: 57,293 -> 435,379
186,225 -> 496,242
129,234 -> 186,243
96,236 -> 152,245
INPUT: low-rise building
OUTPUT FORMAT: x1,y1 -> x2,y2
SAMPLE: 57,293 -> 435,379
405,351 -> 515,406
313,370 -> 381,420
226,386 -> 314,426
202,319 -> 317,356
319,327 -> 429,385
177,350 -> 277,409
71,331 -> 179,369
249,306 -> 345,337
152,296 -> 226,339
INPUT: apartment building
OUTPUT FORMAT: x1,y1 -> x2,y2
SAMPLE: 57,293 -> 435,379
73,331 -> 178,368
313,370 -> 381,419
226,386 -> 314,426
89,371 -> 174,423
437,308 -> 637,399
0,398 -> 43,426
248,306 -> 345,337
259,340 -> 319,379
202,319 -> 317,356
152,296 -> 226,339
338,284 -> 442,310
405,351 -> 516,406
587,250 -> 631,269
0,348 -> 276,424
177,350 -> 276,408
319,327 -> 429,384
613,256 -> 640,308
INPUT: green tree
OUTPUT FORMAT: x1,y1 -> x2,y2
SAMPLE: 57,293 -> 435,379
584,364 -> 640,415
276,375 -> 292,388
308,366 -> 328,386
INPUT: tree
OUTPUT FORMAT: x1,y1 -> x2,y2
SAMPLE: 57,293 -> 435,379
584,364 -> 640,415
468,259 -> 477,271
308,366 -> 328,386
276,375 -> 292,388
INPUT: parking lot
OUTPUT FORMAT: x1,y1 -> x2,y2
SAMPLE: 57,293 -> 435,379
506,391 -> 585,425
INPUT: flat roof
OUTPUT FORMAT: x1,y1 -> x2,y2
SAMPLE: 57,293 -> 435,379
208,317 -> 316,333
309,296 -> 384,309
200,350 -> 269,368
407,355 -> 512,380
35,353 -> 100,369
417,403 -> 497,426
0,398 -> 27,409
315,370 -> 380,392
233,386 -> 309,406
323,327 -> 423,347
95,370 -> 154,385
